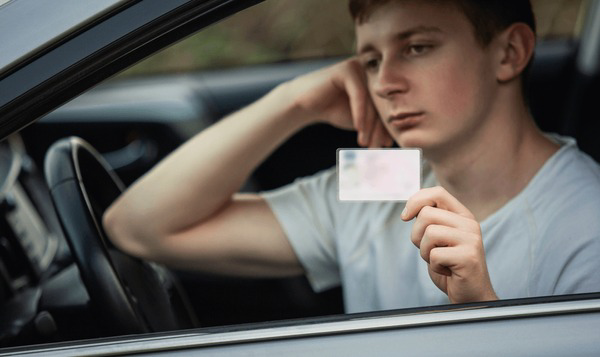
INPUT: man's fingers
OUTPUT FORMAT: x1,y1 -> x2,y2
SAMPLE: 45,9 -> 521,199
379,121 -> 395,147
362,98 -> 379,147
419,224 -> 479,263
339,58 -> 391,148
345,78 -> 366,131
418,224 -> 451,263
385,131 -> 395,147
402,186 -> 474,221
428,246 -> 454,276
358,97 -> 375,147
410,206 -> 479,248
428,245 -> 479,278
342,61 -> 373,147
367,119 -> 388,148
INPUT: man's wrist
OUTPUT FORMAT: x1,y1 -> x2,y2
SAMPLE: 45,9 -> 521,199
262,82 -> 318,128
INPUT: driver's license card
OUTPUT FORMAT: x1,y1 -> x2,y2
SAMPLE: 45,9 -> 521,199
337,148 -> 421,201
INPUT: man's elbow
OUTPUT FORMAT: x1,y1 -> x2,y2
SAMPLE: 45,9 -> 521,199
102,202 -> 152,260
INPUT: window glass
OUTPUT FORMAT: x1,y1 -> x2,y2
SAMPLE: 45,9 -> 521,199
535,0 -> 587,39
119,0 -> 353,77
118,0 -> 587,76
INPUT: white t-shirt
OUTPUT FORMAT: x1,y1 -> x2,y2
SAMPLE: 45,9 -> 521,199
262,137 -> 600,313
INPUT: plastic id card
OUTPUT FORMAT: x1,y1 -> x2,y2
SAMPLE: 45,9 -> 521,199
337,148 -> 421,201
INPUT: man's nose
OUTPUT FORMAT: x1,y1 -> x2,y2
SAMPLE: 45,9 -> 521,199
373,60 -> 409,98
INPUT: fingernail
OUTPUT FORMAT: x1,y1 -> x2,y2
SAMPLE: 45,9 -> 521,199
358,132 -> 365,146
401,207 -> 407,219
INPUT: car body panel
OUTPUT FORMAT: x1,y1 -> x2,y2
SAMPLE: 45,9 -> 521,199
4,297 -> 600,356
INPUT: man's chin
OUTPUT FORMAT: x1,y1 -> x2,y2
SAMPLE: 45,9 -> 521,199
393,131 -> 431,149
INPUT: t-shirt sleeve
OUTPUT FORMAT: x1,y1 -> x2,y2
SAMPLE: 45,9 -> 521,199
260,168 -> 341,292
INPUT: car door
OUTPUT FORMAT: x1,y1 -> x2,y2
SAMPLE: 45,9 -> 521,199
1,0 -> 600,355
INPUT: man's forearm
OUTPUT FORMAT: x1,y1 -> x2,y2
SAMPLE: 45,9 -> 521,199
103,83 -> 312,246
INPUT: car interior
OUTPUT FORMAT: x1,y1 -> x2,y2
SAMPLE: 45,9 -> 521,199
1,0 -> 598,349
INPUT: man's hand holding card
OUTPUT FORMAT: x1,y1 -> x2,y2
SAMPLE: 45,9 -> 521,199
337,149 -> 497,303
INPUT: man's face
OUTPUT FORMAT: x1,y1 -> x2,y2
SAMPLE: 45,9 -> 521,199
355,1 -> 499,154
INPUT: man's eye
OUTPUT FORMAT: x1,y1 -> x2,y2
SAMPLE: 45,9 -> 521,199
363,58 -> 380,71
406,44 -> 433,56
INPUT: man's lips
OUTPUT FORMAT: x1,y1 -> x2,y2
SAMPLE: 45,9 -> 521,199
387,112 -> 424,129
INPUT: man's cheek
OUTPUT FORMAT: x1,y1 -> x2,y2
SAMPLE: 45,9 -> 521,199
431,71 -> 474,117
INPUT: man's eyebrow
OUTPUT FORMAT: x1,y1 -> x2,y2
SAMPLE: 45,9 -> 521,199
357,25 -> 443,54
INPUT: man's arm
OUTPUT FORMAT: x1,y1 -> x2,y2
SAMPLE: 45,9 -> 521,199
103,58 -> 391,277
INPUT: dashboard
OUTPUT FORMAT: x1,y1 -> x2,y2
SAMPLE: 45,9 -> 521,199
0,134 -> 74,346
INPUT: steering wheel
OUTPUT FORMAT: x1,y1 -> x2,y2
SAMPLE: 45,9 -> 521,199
44,137 -> 198,335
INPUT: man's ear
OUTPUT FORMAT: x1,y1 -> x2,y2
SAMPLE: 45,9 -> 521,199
495,23 -> 535,83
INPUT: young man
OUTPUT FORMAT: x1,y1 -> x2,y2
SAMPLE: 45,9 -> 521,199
103,0 -> 600,313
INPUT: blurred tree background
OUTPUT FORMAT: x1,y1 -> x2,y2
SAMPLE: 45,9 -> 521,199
118,0 -> 586,78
